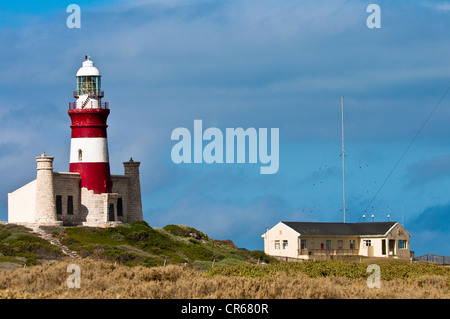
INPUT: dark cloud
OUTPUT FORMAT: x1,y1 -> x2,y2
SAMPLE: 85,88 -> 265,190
406,203 -> 450,256
407,204 -> 450,233
405,155 -> 450,188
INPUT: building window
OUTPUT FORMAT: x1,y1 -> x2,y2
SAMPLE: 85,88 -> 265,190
337,240 -> 343,250
326,240 -> 331,250
117,198 -> 123,216
282,240 -> 288,250
300,239 -> 307,249
350,240 -> 355,249
274,240 -> 280,250
363,240 -> 372,247
78,149 -> 82,162
398,240 -> 407,249
56,195 -> 62,215
67,195 -> 73,215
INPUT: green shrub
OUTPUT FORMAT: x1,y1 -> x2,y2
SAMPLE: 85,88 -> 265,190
163,225 -> 208,240
249,250 -> 279,264
102,247 -> 142,266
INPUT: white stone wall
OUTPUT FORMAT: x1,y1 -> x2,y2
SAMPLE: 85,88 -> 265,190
8,180 -> 36,223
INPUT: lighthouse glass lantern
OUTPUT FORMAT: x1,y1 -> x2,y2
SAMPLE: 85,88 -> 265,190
73,56 -> 104,109
77,75 -> 100,95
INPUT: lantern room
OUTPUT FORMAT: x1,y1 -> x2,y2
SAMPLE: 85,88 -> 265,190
73,56 -> 104,109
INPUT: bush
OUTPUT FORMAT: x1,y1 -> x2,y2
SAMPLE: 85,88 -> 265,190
249,250 -> 279,264
163,225 -> 208,240
102,247 -> 142,266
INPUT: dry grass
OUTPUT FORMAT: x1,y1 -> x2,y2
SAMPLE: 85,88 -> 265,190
0,259 -> 449,299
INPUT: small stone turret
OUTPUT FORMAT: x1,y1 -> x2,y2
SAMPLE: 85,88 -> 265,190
34,153 -> 62,225
123,158 -> 143,222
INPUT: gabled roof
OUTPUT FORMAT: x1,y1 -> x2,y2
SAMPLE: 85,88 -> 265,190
281,221 -> 397,237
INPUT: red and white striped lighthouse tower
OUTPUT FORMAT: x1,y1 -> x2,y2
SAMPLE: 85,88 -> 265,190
68,56 -> 112,194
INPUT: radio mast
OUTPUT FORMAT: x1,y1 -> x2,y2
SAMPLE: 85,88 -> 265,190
341,96 -> 346,223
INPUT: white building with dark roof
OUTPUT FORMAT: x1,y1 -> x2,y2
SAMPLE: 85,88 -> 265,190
262,221 -> 411,260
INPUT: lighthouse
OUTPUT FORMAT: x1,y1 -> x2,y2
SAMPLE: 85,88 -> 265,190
68,56 -> 112,194
8,56 -> 143,227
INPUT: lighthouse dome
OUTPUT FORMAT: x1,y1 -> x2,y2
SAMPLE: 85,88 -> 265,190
76,58 -> 100,77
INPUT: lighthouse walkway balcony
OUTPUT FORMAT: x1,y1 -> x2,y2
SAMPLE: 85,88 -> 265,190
69,101 -> 109,110
73,90 -> 104,98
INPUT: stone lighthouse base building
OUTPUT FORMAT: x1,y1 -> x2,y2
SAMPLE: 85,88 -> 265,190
7,57 -> 143,227
8,154 -> 143,227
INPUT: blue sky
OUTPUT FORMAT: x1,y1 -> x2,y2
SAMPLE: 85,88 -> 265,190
0,0 -> 449,256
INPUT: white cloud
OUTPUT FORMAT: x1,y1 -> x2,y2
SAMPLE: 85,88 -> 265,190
421,1 -> 450,11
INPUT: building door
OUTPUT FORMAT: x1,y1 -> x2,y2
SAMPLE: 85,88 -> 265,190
382,239 -> 386,255
108,203 -> 115,221
389,239 -> 395,256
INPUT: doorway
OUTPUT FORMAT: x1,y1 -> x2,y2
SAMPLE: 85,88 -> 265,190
388,239 -> 395,256
108,203 -> 115,221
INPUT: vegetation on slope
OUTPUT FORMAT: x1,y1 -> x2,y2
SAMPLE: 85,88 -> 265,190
47,221 -> 276,269
0,224 -> 64,267
0,221 -> 276,270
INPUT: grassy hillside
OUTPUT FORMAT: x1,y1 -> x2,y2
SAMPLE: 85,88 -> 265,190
0,223 -> 64,268
0,221 -> 276,270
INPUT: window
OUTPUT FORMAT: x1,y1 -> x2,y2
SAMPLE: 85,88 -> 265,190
78,76 -> 98,95
363,240 -> 372,247
398,240 -> 407,249
78,149 -> 82,162
349,240 -> 355,249
56,195 -> 62,215
117,198 -> 123,216
326,240 -> 331,250
300,239 -> 307,249
67,195 -> 73,215
282,240 -> 288,250
274,240 -> 280,250
337,240 -> 343,250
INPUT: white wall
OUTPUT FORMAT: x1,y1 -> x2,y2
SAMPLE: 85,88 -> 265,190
359,237 -> 384,257
8,180 -> 36,223
262,222 -> 300,259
